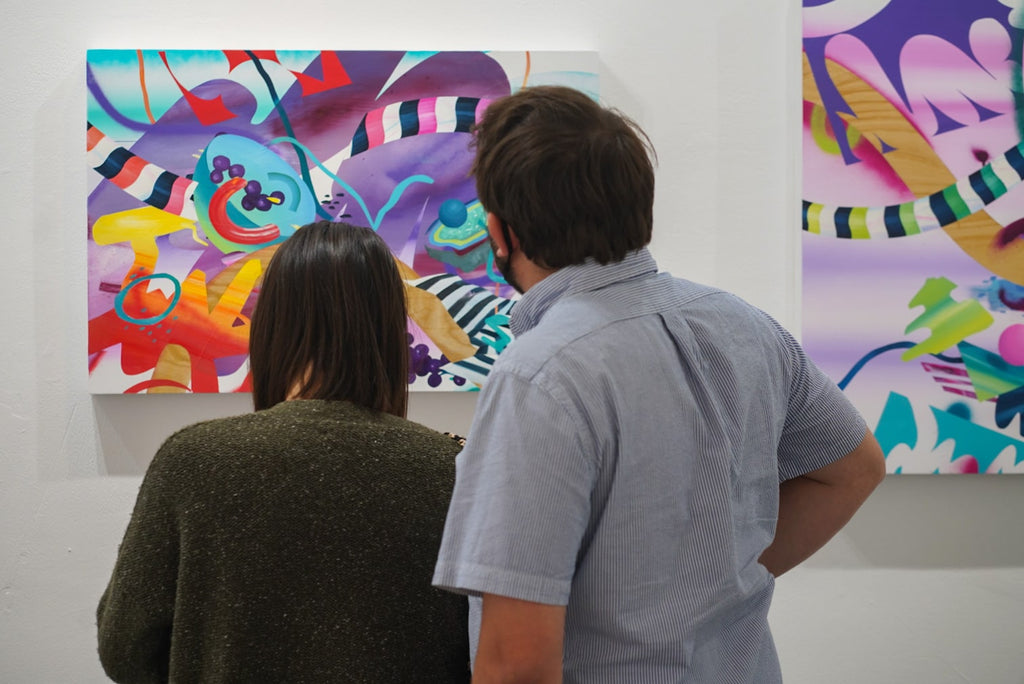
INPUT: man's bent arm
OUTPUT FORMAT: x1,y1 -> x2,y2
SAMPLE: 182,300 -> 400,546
473,594 -> 566,684
759,428 -> 886,577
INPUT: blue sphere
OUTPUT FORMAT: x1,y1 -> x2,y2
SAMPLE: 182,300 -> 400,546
438,198 -> 469,227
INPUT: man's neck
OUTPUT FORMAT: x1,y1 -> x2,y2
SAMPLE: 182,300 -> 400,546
511,251 -> 558,293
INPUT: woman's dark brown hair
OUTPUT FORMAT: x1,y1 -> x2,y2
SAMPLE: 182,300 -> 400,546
249,221 -> 408,417
472,85 -> 656,268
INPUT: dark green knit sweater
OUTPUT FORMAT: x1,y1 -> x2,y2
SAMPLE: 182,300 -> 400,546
97,400 -> 470,683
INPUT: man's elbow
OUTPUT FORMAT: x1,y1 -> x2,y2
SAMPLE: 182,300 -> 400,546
807,429 -> 887,504
859,433 -> 887,487
842,430 -> 887,504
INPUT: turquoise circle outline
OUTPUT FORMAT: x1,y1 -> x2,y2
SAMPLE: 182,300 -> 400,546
114,273 -> 182,326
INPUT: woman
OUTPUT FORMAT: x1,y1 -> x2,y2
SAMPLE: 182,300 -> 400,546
97,221 -> 470,683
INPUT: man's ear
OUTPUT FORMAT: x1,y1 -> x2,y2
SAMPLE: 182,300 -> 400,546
486,212 -> 518,256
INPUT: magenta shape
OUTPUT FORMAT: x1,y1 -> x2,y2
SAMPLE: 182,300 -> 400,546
999,324 -> 1024,366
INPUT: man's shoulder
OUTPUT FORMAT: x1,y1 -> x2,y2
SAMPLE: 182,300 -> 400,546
500,274 -> 733,373
496,300 -> 607,381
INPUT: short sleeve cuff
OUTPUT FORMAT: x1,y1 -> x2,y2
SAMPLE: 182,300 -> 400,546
432,561 -> 571,606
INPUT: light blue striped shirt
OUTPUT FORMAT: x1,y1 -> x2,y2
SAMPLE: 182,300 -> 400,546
433,248 -> 866,682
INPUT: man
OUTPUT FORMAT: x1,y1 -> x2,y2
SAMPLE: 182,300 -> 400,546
433,85 -> 886,683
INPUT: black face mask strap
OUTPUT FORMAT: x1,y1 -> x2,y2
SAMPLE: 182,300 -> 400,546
500,220 -> 514,256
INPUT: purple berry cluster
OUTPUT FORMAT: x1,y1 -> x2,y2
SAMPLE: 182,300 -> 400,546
209,155 -> 284,212
209,154 -> 244,184
408,333 -> 466,388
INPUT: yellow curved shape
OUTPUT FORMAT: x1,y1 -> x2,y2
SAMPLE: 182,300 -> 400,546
207,244 -> 280,312
92,206 -> 199,278
810,103 -> 861,155
396,256 -> 477,363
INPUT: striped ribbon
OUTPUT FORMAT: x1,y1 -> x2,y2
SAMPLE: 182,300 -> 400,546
87,122 -> 199,220
803,142 -> 1024,238
336,96 -> 491,164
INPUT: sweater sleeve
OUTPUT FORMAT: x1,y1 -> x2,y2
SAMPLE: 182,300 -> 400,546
97,440 -> 182,684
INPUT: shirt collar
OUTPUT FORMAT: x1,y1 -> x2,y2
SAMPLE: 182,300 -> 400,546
510,247 -> 659,336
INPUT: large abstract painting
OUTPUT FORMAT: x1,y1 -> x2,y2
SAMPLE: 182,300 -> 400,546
802,1 -> 1024,473
88,50 -> 597,394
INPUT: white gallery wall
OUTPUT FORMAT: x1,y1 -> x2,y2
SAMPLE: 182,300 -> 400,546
2,0 -> 1023,682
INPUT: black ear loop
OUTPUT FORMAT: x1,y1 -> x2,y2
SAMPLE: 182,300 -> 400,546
500,220 -> 514,256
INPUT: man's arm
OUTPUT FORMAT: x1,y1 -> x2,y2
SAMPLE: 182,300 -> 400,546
473,594 -> 566,684
759,428 -> 886,577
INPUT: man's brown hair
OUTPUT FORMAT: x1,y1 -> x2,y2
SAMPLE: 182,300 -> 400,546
249,221 -> 408,417
472,85 -> 655,268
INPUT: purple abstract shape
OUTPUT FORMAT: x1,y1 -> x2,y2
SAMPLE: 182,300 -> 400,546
803,0 -> 1018,162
